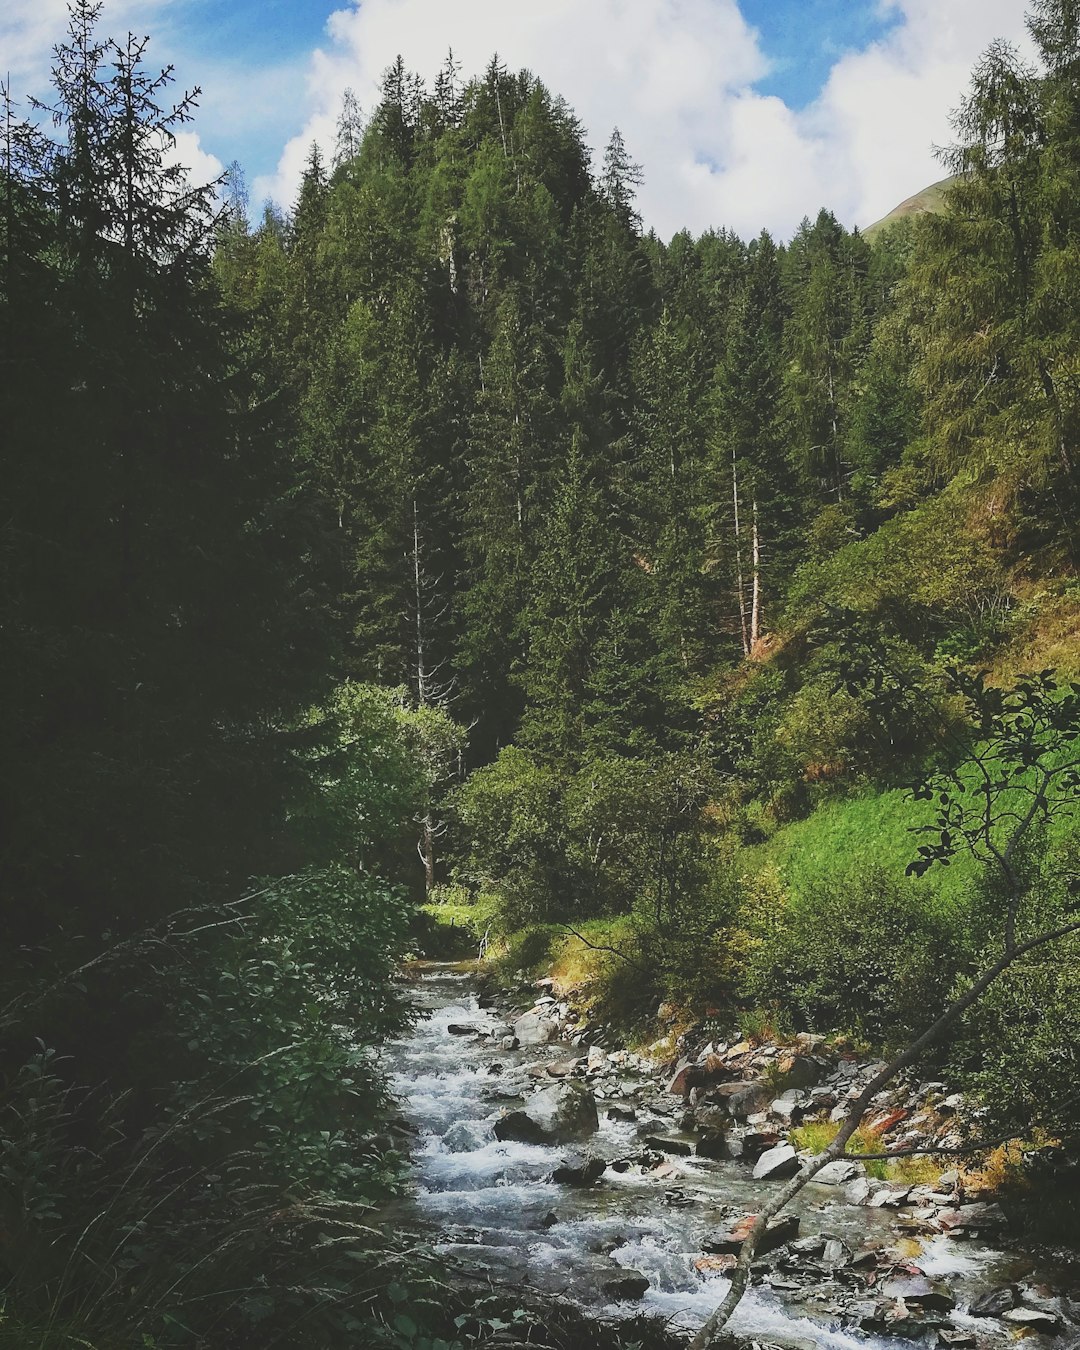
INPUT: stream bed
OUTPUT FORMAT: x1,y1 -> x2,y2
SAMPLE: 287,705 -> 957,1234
387,965 -> 1079,1348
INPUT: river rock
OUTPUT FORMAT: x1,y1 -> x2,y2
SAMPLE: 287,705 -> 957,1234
882,1275 -> 955,1311
602,1272 -> 649,1301
705,1212 -> 800,1257
551,1154 -> 606,1186
606,1105 -> 636,1122
969,1286 -> 1018,1317
937,1201 -> 1007,1232
753,1143 -> 800,1180
775,1052 -> 821,1089
514,1007 -> 559,1045
813,1159 -> 864,1185
442,1119 -> 494,1152
844,1177 -> 874,1205
937,1332 -> 976,1347
493,1080 -> 599,1145
644,1134 -> 694,1156
770,1090 -> 808,1123
712,1080 -> 771,1119
1002,1307 -> 1061,1331
694,1103 -> 730,1134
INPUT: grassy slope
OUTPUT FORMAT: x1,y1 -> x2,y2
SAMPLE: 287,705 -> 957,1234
863,175 -> 958,241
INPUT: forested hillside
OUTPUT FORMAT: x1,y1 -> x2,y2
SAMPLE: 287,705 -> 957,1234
3,0 -> 1080,1344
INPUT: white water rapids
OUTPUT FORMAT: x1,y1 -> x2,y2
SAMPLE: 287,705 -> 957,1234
387,966 -> 1072,1348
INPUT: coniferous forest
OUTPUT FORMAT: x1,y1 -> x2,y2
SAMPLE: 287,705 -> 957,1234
4,1 -> 1080,1346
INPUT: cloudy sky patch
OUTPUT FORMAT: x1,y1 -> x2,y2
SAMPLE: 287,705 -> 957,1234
1,0 -> 1036,239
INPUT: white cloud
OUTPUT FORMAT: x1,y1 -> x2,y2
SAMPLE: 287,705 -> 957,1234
165,129 -> 223,190
254,0 -> 1036,240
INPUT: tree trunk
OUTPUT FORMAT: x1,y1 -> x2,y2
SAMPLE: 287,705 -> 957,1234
749,497 -> 761,650
732,451 -> 749,657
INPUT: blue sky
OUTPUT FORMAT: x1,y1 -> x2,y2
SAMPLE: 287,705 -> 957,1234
740,0 -> 901,107
3,0 -> 1033,239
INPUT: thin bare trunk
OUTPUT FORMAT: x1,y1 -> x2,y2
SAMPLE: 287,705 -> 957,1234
412,500 -> 427,709
749,498 -> 761,650
732,451 -> 749,657
412,501 -> 433,894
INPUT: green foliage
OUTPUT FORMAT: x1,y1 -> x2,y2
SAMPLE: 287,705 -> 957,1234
741,866 -> 964,1043
454,746 -> 714,927
0,868 -> 420,1348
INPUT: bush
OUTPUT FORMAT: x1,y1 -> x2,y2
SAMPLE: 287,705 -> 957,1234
0,867 -> 423,1348
741,864 -> 963,1043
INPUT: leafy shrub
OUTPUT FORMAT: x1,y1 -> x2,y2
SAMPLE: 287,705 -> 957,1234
0,867 -> 423,1348
741,865 -> 962,1043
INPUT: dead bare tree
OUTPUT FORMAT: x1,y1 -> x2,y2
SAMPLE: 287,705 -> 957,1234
690,664 -> 1080,1350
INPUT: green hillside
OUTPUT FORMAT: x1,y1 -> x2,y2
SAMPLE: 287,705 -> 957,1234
863,174 -> 959,240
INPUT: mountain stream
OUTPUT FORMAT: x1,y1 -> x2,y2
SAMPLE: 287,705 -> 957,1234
387,965 -> 1077,1348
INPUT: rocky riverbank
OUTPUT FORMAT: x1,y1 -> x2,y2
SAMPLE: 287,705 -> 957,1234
391,963 -> 1080,1349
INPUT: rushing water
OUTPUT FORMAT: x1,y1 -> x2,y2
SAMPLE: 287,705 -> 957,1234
387,966 -> 1074,1348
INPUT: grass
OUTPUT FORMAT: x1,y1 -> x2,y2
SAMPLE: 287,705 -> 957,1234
790,1120 -> 941,1185
747,783 -> 976,911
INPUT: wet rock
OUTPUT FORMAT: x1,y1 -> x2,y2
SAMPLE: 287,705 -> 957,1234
705,1212 -> 800,1257
696,1133 -> 732,1160
494,1081 -> 599,1144
823,1238 -> 852,1268
813,1158 -> 864,1185
968,1286 -> 1018,1317
514,1007 -> 559,1045
695,1253 -> 738,1275
500,1035 -> 519,1051
694,1103 -> 731,1134
1002,1307 -> 1061,1331
753,1143 -> 800,1180
937,1332 -> 976,1347
447,1022 -> 481,1035
442,1119 -> 495,1152
882,1275 -> 956,1311
545,1057 -> 584,1078
644,1134 -> 693,1157
493,1109 -> 545,1144
606,1105 -> 637,1122
741,1130 -> 782,1160
844,1177 -> 874,1205
789,1236 -> 826,1257
602,1272 -> 649,1301
936,1202 -> 1007,1233
551,1154 -> 606,1186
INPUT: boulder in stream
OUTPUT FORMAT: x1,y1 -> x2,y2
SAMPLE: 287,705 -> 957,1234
753,1143 -> 800,1180
494,1080 -> 599,1144
551,1154 -> 606,1186
812,1158 -> 864,1185
969,1285 -> 1018,1318
514,1007 -> 559,1045
602,1272 -> 649,1301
